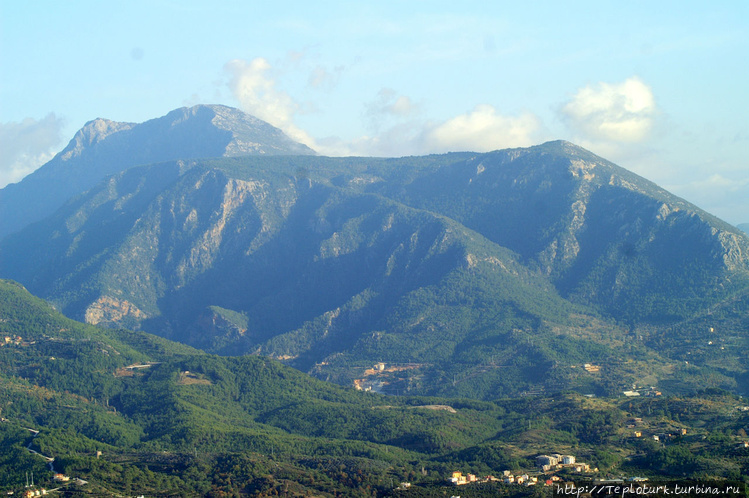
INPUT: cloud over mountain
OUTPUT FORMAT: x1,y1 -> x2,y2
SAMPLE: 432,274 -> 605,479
0,114 -> 65,188
421,104 -> 541,153
225,57 -> 317,149
221,59 -> 661,171
561,76 -> 656,143
225,57 -> 545,158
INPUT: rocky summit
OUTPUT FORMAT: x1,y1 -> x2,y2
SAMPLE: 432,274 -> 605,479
0,104 -> 314,238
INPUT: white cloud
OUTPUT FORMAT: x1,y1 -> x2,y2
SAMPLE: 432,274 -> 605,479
315,122 -> 424,157
224,56 -> 543,158
561,76 -> 656,143
420,104 -> 542,153
224,57 -> 544,158
670,173 -> 749,201
0,114 -> 65,188
224,57 -> 316,148
317,103 -> 543,157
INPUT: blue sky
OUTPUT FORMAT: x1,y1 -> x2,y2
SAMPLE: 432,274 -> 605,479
1,1 -> 747,223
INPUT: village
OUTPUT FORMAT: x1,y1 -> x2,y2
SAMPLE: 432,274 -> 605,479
13,472 -> 82,498
447,453 -> 596,488
1,334 -> 25,346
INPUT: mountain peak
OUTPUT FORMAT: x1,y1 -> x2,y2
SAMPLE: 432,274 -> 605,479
143,104 -> 316,157
60,118 -> 135,160
0,105 -> 316,238
532,140 -> 606,160
59,105 -> 316,163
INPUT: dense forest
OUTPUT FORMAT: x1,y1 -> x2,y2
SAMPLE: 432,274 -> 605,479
1,279 -> 749,496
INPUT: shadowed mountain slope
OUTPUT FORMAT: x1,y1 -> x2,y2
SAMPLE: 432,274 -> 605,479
3,138 -> 749,398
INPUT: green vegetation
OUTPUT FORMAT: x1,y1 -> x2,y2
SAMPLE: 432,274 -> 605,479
2,139 -> 749,494
1,279 -> 748,496
2,144 -> 749,402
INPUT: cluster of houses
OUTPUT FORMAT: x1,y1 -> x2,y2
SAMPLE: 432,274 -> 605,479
18,475 -> 77,497
622,386 -> 662,397
448,471 -> 481,485
1,335 -> 23,346
535,453 -> 591,473
22,489 -> 49,497
448,471 -> 567,487
449,453 -> 594,487
633,428 -> 687,441
627,417 -> 688,442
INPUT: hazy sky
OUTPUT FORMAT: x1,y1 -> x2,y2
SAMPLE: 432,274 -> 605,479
1,1 -> 747,223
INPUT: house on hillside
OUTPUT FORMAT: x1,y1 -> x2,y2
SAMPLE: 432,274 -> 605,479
536,454 -> 559,468
449,471 -> 467,485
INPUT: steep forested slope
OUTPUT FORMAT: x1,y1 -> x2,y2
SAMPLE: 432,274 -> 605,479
2,279 -> 748,496
3,141 -> 749,398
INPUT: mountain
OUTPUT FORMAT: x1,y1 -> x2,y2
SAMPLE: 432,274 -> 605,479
371,141 -> 749,323
2,128 -> 748,399
1,278 -> 748,495
0,104 -> 315,238
739,223 -> 749,235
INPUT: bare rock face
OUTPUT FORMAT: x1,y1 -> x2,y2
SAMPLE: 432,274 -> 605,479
85,296 -> 148,328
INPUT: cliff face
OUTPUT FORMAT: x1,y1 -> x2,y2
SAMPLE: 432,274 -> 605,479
85,295 -> 148,328
0,105 -> 314,238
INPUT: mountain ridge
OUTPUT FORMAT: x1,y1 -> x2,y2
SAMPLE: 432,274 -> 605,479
1,105 -> 748,398
0,104 -> 315,238
2,133 -> 748,397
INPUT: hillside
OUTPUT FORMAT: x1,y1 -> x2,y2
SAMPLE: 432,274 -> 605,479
0,104 -> 315,238
2,136 -> 749,399
1,279 -> 748,496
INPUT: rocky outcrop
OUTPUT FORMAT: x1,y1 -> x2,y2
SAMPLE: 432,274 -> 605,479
85,296 -> 148,327
60,118 -> 134,161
